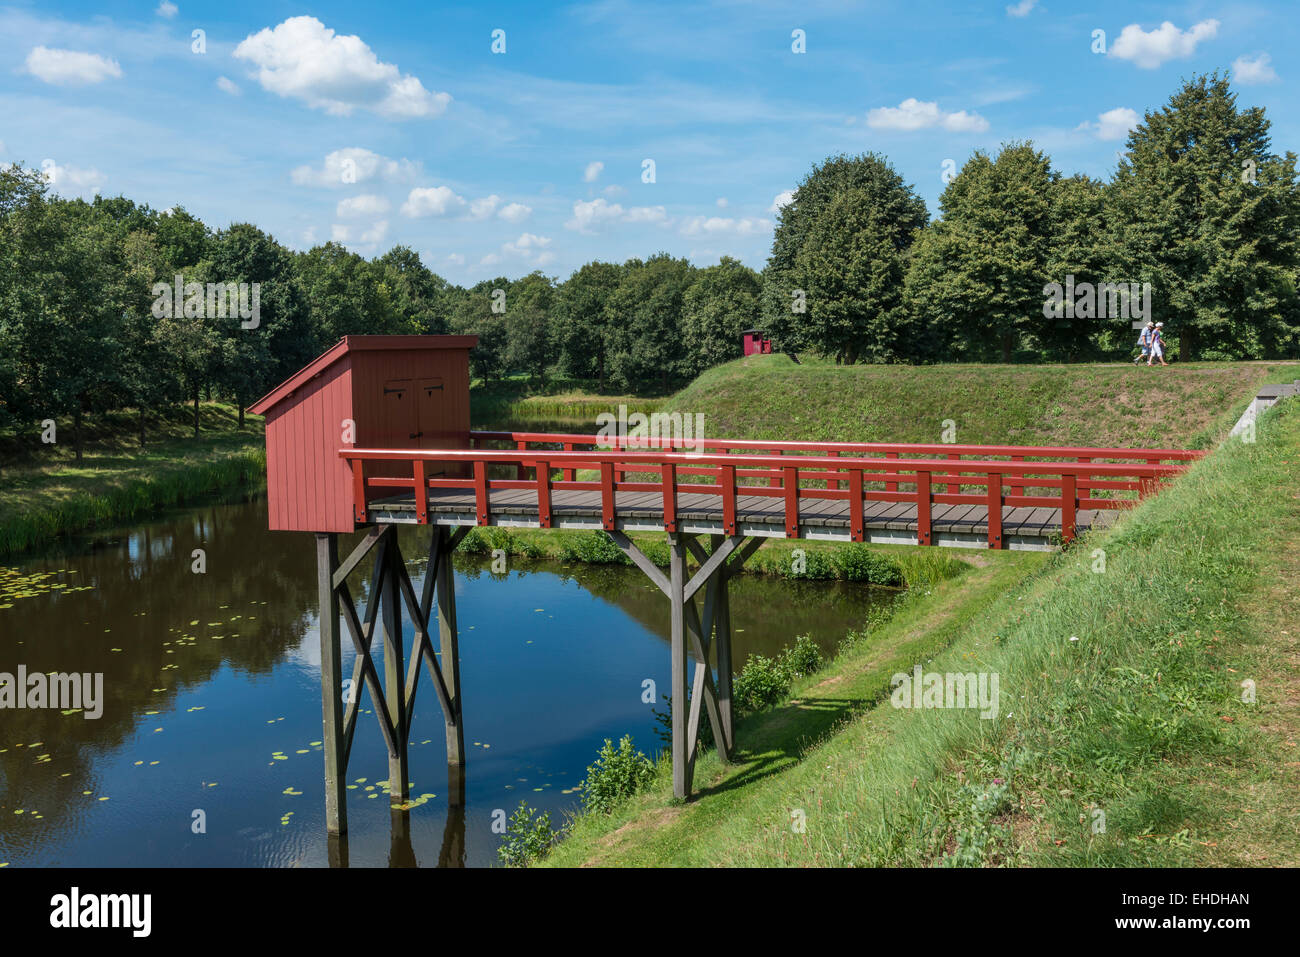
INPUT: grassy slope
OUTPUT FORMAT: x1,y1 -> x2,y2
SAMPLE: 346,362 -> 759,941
545,401 -> 1300,867
0,403 -> 265,558
662,355 -> 1298,449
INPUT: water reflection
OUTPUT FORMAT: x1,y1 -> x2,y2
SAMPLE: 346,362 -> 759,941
0,497 -> 888,867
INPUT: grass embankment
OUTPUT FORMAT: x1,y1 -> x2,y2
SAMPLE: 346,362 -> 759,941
662,355 -> 1297,449
0,403 -> 265,559
544,400 -> 1300,867
470,377 -> 664,430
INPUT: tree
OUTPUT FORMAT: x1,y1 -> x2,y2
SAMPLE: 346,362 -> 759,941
448,280 -> 510,385
681,256 -> 761,374
294,242 -> 400,345
762,153 -> 927,357
900,143 -> 1055,362
552,261 -> 623,386
1109,72 -> 1300,360
1042,174 -> 1112,360
504,271 -> 555,384
377,245 -> 450,334
604,254 -> 695,392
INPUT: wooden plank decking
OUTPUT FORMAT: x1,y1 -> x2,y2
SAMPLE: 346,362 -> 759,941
366,488 -> 1114,550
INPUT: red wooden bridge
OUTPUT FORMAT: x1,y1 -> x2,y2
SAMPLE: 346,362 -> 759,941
248,336 -> 1204,837
347,430 -> 1200,550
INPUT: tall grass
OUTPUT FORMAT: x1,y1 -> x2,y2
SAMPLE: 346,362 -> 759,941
0,448 -> 266,559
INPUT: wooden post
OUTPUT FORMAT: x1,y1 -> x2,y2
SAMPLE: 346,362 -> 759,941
381,529 -> 410,805
987,471 -> 1003,549
436,526 -> 466,785
316,533 -> 348,835
669,534 -> 689,799
916,469 -> 932,546
1061,472 -> 1077,543
710,534 -> 734,757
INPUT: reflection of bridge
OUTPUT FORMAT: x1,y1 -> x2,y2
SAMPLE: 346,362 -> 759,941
315,430 -> 1199,823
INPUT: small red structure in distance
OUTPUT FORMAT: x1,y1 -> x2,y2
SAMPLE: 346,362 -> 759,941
248,334 -> 477,533
742,328 -> 772,355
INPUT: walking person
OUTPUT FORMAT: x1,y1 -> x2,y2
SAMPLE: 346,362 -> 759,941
1148,322 -> 1168,367
1134,321 -> 1153,364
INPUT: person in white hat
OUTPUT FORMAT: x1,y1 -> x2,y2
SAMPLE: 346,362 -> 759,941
1148,322 -> 1168,367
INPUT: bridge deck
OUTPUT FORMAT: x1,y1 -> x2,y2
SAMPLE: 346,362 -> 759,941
367,488 -> 1114,550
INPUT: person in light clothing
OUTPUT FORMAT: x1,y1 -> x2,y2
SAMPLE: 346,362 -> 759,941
1134,321 -> 1154,364
1148,322 -> 1168,366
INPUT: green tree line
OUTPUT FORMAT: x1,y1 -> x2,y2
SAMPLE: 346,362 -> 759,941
2,73 -> 1297,461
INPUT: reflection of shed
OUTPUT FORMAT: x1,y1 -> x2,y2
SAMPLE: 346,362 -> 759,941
742,328 -> 772,356
248,335 -> 478,533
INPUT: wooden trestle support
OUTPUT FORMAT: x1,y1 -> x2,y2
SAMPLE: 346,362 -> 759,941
314,523 -> 764,833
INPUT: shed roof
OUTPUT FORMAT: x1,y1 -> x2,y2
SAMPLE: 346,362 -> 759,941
249,335 -> 478,416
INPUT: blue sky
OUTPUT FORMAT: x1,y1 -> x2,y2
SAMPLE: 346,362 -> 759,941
2,1 -> 1296,285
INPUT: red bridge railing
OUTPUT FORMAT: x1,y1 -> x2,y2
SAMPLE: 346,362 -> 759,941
339,432 -> 1201,548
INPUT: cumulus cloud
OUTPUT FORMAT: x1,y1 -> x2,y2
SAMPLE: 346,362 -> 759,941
497,202 -> 532,223
156,2 -> 178,17
679,216 -> 770,238
216,76 -> 240,96
445,253 -> 466,266
401,186 -> 466,218
331,220 -> 388,244
583,161 -> 604,183
336,194 -> 390,217
866,98 -> 989,132
1232,53 -> 1278,85
233,16 -> 451,118
565,198 -> 670,233
769,190 -> 794,214
468,195 -> 501,220
24,47 -> 122,86
42,162 -> 107,191
1006,0 -> 1037,16
1109,20 -> 1218,69
291,148 -> 419,188
1085,107 -> 1140,141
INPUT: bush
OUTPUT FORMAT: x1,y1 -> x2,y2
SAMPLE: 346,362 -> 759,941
580,735 -> 657,814
497,801 -> 557,867
833,544 -> 903,585
733,654 -> 792,712
782,634 -> 823,677
557,531 -> 630,565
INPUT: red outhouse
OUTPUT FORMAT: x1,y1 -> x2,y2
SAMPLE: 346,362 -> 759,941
742,328 -> 772,356
248,334 -> 478,533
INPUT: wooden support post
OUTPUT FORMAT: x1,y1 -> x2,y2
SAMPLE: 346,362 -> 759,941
849,469 -> 864,542
669,533 -> 689,799
600,461 -> 616,530
473,461 -> 490,525
535,459 -> 552,528
987,471 -> 1003,549
436,525 -> 466,785
381,528 -> 409,805
916,470 -> 932,546
662,463 -> 678,533
710,534 -> 734,758
721,463 -> 737,535
784,466 -> 799,538
413,460 -> 427,524
316,533 -> 348,835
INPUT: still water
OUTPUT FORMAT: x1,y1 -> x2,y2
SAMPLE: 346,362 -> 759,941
0,497 -> 888,867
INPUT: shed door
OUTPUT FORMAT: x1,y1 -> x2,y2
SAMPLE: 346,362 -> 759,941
416,379 -> 447,474
381,378 -> 417,446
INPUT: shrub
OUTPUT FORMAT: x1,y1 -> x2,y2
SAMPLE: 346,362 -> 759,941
580,735 -> 657,814
733,653 -> 792,712
497,801 -> 557,867
557,531 -> 630,565
833,544 -> 903,585
781,634 -> 823,677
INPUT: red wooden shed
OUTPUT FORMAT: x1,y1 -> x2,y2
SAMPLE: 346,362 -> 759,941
742,328 -> 772,356
248,334 -> 478,533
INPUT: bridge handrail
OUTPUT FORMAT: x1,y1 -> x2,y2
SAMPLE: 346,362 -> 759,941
338,443 -> 1195,547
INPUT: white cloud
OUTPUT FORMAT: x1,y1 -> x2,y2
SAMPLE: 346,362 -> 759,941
480,252 -> 501,266
565,197 -> 670,233
468,195 -> 501,220
716,197 -> 728,208
24,47 -> 122,86
156,2 -> 178,18
603,184 -> 625,197
769,190 -> 794,214
583,161 -> 604,182
233,16 -> 451,119
679,216 -> 770,238
497,202 -> 532,223
446,253 -> 466,266
330,220 -> 388,244
291,148 -> 419,188
401,186 -> 467,218
1093,107 -> 1140,141
1006,0 -> 1037,17
336,194 -> 391,217
42,162 -> 107,191
216,76 -> 240,96
361,221 -> 388,244
1109,20 -> 1218,70
1233,53 -> 1278,85
503,232 -> 552,257
866,98 -> 989,132
0,141 -> 6,154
